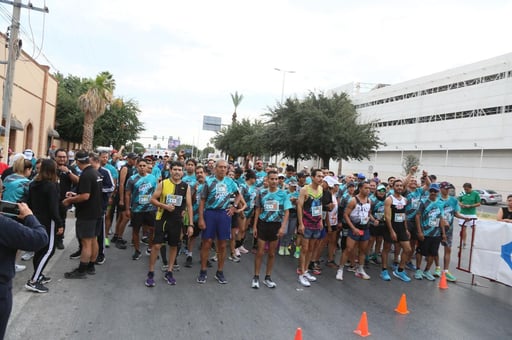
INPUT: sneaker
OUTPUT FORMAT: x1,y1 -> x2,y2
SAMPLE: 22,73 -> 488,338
86,266 -> 96,275
304,271 -> 317,282
414,269 -> 423,280
380,269 -> 391,281
39,275 -> 52,284
64,268 -> 87,279
145,248 -> 151,256
145,273 -> 155,287
197,270 -> 207,284
284,247 -> 291,256
95,254 -> 106,265
405,262 -> 417,271
326,260 -> 339,268
173,263 -> 181,271
164,271 -> 177,285
251,277 -> 260,289
210,255 -> 218,262
15,264 -> 26,272
391,263 -> 398,272
393,269 -> 412,282
161,264 -> 169,272
238,246 -> 249,254
294,248 -> 301,259
104,238 -> 110,248
185,256 -> 193,268
25,280 -> 49,293
369,257 -> 380,265
132,250 -> 142,260
206,260 -> 212,268
445,271 -> 457,282
56,238 -> 65,250
21,251 -> 34,261
69,250 -> 81,259
141,236 -> 149,245
234,248 -> 241,257
298,274 -> 311,287
215,271 -> 228,284
422,270 -> 436,281
110,235 -> 119,243
355,268 -> 371,280
228,254 -> 241,263
115,240 -> 127,250
278,246 -> 285,256
346,265 -> 357,273
336,269 -> 344,281
263,277 -> 277,288
434,266 -> 442,277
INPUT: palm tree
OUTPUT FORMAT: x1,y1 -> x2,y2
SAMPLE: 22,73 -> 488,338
78,71 -> 116,151
230,91 -> 244,124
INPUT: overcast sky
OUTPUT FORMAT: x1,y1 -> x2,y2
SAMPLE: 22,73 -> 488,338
2,0 -> 510,149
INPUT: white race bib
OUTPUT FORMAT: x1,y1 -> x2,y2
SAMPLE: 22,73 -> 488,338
264,200 -> 279,212
429,218 -> 440,228
216,183 -> 227,195
138,195 -> 150,205
394,213 -> 405,223
311,206 -> 322,217
166,194 -> 183,206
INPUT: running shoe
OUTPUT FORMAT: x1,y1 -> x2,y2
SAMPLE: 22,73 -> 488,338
355,268 -> 371,280
445,271 -> 457,282
298,274 -> 311,287
145,274 -> 155,287
422,270 -> 436,281
215,271 -> 228,284
391,263 -> 398,272
284,247 -> 291,256
86,265 -> 96,275
141,236 -> 149,245
132,250 -> 142,260
173,263 -> 181,271
161,264 -> 169,272
39,275 -> 52,284
21,251 -> 34,261
197,270 -> 207,284
238,246 -> 249,254
336,269 -> 344,281
210,255 -> 218,262
369,254 -> 381,265
228,254 -> 241,263
56,238 -> 65,250
104,238 -> 110,248
346,265 -> 357,273
234,248 -> 241,257
414,269 -> 423,280
304,271 -> 317,282
434,266 -> 442,277
95,254 -> 106,265
251,277 -> 260,289
69,250 -> 81,259
145,248 -> 151,256
278,246 -> 285,256
25,280 -> 49,293
405,262 -> 417,271
263,277 -> 277,288
164,271 -> 177,285
294,248 -> 301,259
206,260 -> 212,268
64,268 -> 86,279
393,269 -> 411,282
115,239 -> 127,250
185,256 -> 193,268
15,264 -> 26,272
380,269 -> 391,281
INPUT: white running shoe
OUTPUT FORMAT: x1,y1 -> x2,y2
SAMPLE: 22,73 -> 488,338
298,274 -> 311,287
336,269 -> 344,281
303,271 -> 317,282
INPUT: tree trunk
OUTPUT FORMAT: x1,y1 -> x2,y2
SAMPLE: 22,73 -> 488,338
321,155 -> 330,169
82,113 -> 95,151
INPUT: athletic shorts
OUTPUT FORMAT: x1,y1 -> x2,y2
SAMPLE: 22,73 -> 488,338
131,211 -> 155,232
76,219 -> 98,239
202,209 -> 231,241
383,223 -> 409,243
458,215 -> 477,227
231,214 -> 238,229
348,227 -> 370,242
370,223 -> 386,237
319,227 -> 327,239
191,222 -> 201,238
154,217 -> 183,246
417,236 -> 441,257
303,228 -> 322,240
407,220 -> 418,240
257,220 -> 281,242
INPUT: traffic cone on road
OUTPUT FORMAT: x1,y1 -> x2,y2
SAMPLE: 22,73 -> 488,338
353,312 -> 371,337
439,271 -> 449,289
294,327 -> 302,340
394,293 -> 410,314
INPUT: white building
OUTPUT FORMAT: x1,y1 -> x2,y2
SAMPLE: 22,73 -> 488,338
323,53 -> 512,196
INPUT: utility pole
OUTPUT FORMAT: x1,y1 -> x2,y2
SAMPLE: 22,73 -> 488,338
0,0 -> 48,156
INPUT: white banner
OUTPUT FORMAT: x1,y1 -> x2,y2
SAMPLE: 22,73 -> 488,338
471,220 -> 512,286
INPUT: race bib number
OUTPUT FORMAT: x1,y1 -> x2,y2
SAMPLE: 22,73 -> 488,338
429,218 -> 440,228
394,213 -> 405,223
216,183 -> 227,195
138,195 -> 150,205
166,194 -> 183,206
375,212 -> 384,220
360,216 -> 369,225
264,200 -> 279,212
411,198 -> 420,209
311,206 -> 322,217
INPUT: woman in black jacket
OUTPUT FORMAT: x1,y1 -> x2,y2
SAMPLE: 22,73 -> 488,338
25,159 -> 64,293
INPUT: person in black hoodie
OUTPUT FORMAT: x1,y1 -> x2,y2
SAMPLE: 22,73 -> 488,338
25,159 -> 64,293
0,203 -> 48,339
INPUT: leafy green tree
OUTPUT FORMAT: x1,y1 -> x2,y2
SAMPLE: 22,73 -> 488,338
212,118 -> 266,160
78,71 -> 116,151
94,98 -> 145,149
201,146 -> 215,159
174,144 -> 200,159
402,154 -> 420,175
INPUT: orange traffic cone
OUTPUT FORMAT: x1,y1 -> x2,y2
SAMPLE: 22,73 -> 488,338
439,271 -> 448,289
294,327 -> 302,340
394,293 -> 410,314
353,311 -> 371,337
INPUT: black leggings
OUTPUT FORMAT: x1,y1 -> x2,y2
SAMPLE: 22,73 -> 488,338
0,282 -> 12,339
31,224 -> 55,282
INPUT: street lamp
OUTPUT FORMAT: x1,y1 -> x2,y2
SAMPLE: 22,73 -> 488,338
274,68 -> 296,104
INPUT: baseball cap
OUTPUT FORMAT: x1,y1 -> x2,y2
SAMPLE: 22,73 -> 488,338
324,176 -> 340,188
288,179 -> 298,186
126,152 -> 138,160
296,171 -> 307,178
23,149 -> 34,160
377,184 -> 386,191
278,173 -> 285,178
357,173 -> 366,180
347,182 -> 355,188
439,181 -> 454,190
75,150 -> 90,163
429,183 -> 440,192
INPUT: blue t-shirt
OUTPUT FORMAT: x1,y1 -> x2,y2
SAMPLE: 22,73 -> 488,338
255,188 -> 292,223
438,196 -> 460,227
182,173 -> 197,188
240,182 -> 257,218
255,170 -> 267,188
104,163 -> 119,182
126,174 -> 158,212
151,166 -> 162,181
192,182 -> 204,223
405,188 -> 424,221
418,198 -> 444,237
372,197 -> 386,222
201,176 -> 239,210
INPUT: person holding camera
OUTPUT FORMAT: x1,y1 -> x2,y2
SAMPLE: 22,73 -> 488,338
0,203 -> 48,339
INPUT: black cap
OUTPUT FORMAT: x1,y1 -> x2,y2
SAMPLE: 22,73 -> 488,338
75,150 -> 89,163
297,171 -> 307,178
127,152 -> 138,160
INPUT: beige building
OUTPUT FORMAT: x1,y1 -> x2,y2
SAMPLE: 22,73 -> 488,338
0,33 -> 59,159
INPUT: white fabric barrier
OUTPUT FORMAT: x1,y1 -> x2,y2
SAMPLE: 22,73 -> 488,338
471,220 -> 512,286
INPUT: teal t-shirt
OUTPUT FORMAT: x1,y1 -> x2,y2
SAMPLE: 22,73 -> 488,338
126,174 -> 158,212
255,188 -> 292,223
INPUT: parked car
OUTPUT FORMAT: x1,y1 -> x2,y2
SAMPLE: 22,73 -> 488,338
474,189 -> 502,205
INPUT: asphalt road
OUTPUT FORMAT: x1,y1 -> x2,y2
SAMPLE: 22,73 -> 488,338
6,215 -> 512,340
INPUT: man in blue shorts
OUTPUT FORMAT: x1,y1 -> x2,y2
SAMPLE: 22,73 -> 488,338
197,160 -> 241,284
